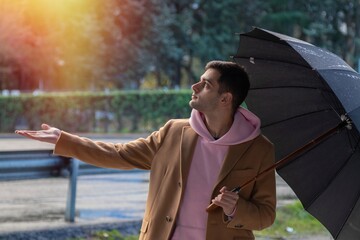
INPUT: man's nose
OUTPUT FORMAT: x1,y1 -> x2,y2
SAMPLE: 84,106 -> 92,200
192,82 -> 201,93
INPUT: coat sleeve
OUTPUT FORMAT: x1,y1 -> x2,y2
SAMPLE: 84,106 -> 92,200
226,142 -> 276,231
53,120 -> 174,170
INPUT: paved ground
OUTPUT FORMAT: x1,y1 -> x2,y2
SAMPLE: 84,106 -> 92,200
0,171 -> 149,233
0,134 -> 333,239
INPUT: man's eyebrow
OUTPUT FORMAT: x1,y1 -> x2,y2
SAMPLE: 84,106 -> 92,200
202,77 -> 214,86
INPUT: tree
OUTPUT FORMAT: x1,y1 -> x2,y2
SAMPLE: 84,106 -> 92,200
0,0 -> 50,90
95,0 -> 176,89
2,0 -> 360,91
301,0 -> 360,68
254,0 -> 360,69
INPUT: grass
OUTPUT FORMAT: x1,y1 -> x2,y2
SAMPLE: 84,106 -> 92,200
67,229 -> 138,240
255,200 -> 330,238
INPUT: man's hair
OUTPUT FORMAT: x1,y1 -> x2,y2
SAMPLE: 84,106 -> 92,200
205,60 -> 250,113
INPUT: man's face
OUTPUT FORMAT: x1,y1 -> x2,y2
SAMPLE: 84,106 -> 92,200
189,68 -> 223,113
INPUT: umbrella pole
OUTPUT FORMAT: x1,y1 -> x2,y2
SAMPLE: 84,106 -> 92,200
206,118 -> 351,212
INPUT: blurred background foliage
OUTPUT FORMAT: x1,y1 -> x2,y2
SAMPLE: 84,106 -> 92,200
0,91 -> 192,133
1,0 -> 360,92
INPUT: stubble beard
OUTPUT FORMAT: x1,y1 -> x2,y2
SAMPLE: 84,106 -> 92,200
189,99 -> 199,110
189,101 -> 195,110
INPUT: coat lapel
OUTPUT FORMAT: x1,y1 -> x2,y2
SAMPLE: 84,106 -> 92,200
180,126 -> 198,186
214,139 -> 255,189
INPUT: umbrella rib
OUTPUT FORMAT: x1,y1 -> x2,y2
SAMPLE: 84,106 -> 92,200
250,86 -> 331,90
261,108 -> 342,128
346,131 -> 360,155
234,56 -> 311,69
235,56 -> 356,72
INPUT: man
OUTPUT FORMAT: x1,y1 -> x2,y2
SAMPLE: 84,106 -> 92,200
16,60 -> 276,239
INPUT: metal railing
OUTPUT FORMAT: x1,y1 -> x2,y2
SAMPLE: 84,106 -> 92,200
0,150 -> 124,222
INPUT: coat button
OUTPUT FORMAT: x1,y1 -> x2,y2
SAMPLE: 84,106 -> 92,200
166,216 -> 172,222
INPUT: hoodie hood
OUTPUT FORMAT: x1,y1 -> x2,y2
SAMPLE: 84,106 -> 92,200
189,107 -> 261,146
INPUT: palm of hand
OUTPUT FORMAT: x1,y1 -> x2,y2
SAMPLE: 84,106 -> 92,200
15,123 -> 60,144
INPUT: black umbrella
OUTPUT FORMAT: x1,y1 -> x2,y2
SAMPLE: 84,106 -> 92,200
233,28 -> 360,239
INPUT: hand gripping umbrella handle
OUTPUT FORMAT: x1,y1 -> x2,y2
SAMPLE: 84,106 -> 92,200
206,118 -> 350,213
206,186 -> 241,212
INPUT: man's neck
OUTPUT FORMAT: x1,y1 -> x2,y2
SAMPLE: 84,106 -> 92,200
202,111 -> 234,139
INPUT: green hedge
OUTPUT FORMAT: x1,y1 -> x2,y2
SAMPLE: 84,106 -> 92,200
1,90 -> 192,133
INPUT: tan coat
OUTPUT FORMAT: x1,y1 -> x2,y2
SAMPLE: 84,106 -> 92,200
54,119 -> 276,240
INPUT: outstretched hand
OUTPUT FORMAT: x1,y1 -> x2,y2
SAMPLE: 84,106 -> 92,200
15,123 -> 61,144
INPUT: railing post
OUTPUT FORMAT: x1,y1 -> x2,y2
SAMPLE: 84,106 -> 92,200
65,158 -> 79,222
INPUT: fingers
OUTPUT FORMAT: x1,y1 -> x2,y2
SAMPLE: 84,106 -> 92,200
213,191 -> 239,204
212,186 -> 239,215
16,123 -> 49,133
15,129 -> 42,138
16,123 -> 52,133
14,129 -> 31,136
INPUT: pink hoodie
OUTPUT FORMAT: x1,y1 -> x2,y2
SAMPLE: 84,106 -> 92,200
171,107 -> 261,240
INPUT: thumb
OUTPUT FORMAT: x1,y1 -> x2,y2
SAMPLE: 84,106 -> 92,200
41,123 -> 51,130
219,186 -> 228,193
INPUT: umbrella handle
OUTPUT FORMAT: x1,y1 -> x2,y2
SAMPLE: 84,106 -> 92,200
206,118 -> 350,213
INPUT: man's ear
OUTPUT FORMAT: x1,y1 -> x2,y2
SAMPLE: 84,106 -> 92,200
220,92 -> 233,106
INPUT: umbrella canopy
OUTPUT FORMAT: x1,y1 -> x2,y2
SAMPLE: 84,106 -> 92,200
233,27 -> 360,240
